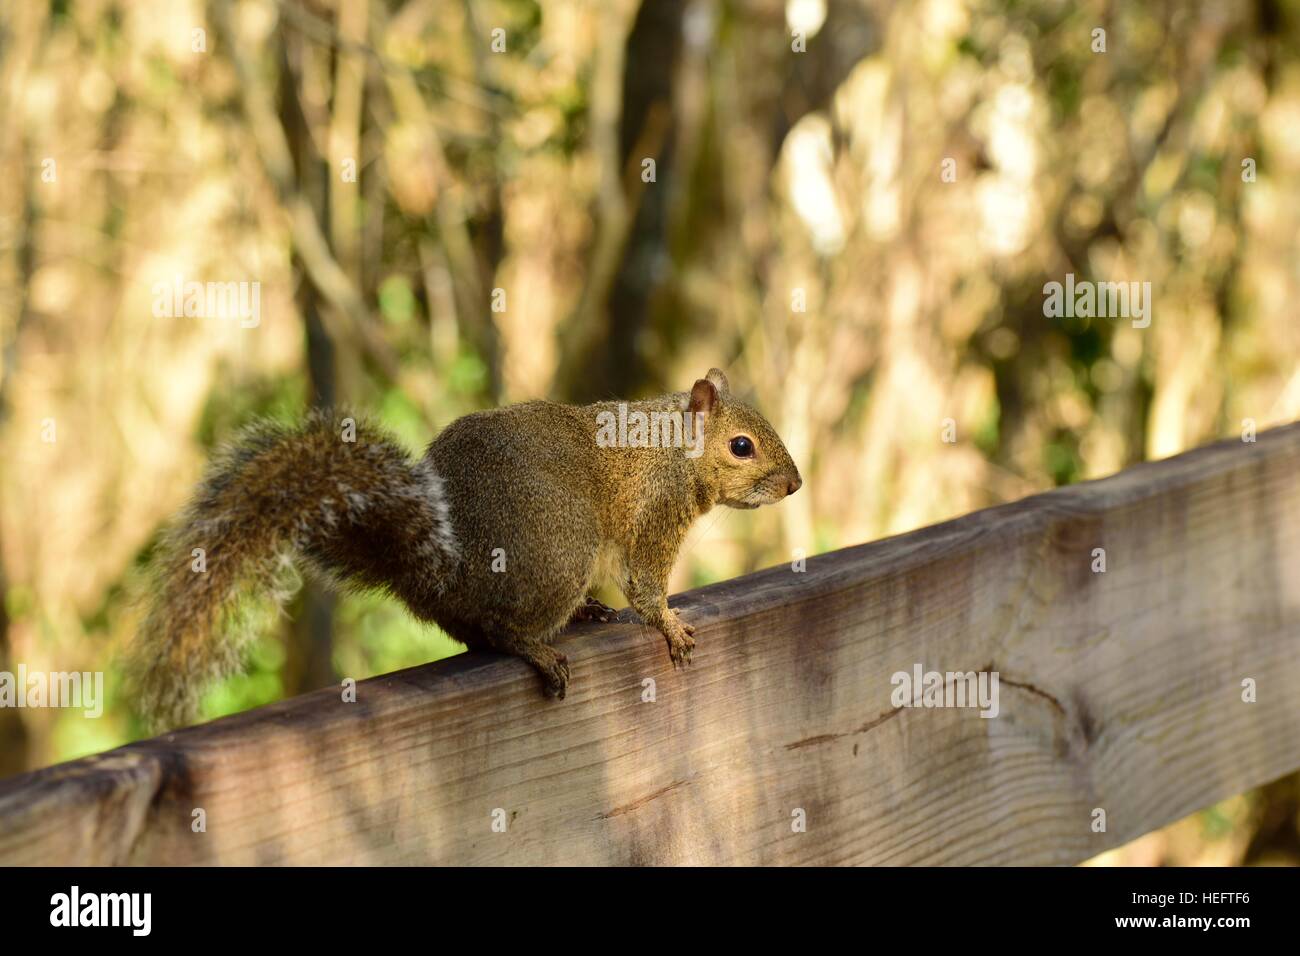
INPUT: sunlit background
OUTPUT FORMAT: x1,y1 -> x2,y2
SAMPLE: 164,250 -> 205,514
1,0 -> 1298,864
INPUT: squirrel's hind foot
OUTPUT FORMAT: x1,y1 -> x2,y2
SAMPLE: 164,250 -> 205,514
510,639 -> 570,699
569,596 -> 619,625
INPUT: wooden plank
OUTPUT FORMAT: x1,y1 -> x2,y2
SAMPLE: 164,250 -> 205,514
1,424 -> 1298,865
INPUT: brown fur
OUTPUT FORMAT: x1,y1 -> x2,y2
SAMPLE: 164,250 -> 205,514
130,369 -> 800,728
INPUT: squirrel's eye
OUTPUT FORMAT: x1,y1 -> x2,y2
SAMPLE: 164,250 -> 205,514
729,436 -> 754,458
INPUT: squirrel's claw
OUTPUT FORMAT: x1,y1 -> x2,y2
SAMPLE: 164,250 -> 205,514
664,625 -> 696,668
544,652 -> 570,699
570,596 -> 619,625
662,609 -> 696,667
520,644 -> 569,699
667,636 -> 695,667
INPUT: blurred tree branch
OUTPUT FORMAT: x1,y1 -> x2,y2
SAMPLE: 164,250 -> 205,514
270,0 -> 509,120
212,0 -> 399,382
557,0 -> 663,401
369,0 -> 502,398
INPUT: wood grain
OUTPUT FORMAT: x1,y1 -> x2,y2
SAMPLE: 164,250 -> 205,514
1,424 -> 1298,865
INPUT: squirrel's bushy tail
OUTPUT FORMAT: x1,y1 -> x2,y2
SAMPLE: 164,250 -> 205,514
130,410 -> 458,730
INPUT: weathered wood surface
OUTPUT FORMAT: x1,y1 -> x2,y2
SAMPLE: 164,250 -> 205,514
1,424 -> 1298,865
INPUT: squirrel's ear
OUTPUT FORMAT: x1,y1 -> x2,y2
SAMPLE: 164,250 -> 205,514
705,368 -> 730,397
689,378 -> 720,416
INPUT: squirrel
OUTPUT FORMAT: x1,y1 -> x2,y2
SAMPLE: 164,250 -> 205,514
128,367 -> 802,729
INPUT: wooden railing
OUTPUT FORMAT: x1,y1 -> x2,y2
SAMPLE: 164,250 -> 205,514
1,424 -> 1298,865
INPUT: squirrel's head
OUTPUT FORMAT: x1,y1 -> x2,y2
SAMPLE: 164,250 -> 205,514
687,368 -> 802,509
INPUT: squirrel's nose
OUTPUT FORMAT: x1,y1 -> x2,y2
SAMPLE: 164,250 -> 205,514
787,476 -> 802,496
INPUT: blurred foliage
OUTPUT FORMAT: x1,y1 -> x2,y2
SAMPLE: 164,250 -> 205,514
0,0 -> 1298,866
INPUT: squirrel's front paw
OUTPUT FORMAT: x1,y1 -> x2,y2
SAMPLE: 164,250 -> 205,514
663,614 -> 696,667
